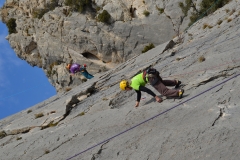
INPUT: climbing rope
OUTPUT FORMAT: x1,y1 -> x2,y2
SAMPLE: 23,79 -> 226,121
66,72 -> 240,160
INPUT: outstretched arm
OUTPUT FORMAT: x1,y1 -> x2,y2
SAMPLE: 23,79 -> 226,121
134,90 -> 141,107
134,86 -> 156,107
139,86 -> 162,103
139,86 -> 156,97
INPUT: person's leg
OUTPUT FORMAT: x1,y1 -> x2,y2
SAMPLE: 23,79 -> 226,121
153,81 -> 179,97
81,70 -> 94,79
161,78 -> 181,88
157,75 -> 176,86
161,80 -> 176,86
87,73 -> 94,79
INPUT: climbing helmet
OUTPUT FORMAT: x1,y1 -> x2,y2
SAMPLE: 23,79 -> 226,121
120,80 -> 128,90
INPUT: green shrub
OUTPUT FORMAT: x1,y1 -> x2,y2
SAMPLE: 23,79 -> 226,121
35,113 -> 44,119
198,56 -> 205,62
159,8 -> 164,14
217,20 -> 223,25
96,6 -> 102,12
189,12 -> 199,26
16,137 -> 22,140
41,121 -> 58,130
179,1 -> 191,16
179,0 -> 231,27
227,18 -> 232,22
47,70 -> 52,77
46,0 -> 59,10
156,6 -> 164,14
0,131 -> 7,139
143,10 -> 150,17
142,43 -> 155,53
6,18 -> 17,34
76,112 -> 85,117
97,10 -> 111,24
33,0 -> 59,19
32,9 -> 47,19
65,0 -> 92,13
208,25 -> 213,29
27,110 -> 32,114
45,150 -> 50,154
46,61 -> 58,77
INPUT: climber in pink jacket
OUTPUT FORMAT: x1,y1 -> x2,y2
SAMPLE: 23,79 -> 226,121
68,63 -> 81,74
66,63 -> 94,79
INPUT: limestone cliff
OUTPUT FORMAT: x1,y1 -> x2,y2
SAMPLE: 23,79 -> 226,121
0,0 -> 191,92
0,0 -> 240,159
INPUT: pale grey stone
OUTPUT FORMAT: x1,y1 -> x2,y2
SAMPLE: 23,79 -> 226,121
1,1 -> 240,159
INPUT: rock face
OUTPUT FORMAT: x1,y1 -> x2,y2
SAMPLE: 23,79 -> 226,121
1,1 -> 240,160
0,0 -> 190,92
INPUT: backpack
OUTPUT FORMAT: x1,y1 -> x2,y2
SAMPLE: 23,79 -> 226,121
66,64 -> 71,70
147,68 -> 157,75
146,68 -> 161,86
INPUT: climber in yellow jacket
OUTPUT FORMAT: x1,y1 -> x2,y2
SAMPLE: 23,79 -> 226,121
120,72 -> 162,107
120,68 -> 184,107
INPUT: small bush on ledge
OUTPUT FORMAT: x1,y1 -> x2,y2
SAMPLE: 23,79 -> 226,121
0,131 -> 7,139
33,0 -> 59,19
32,9 -> 48,19
198,56 -> 206,62
6,18 -> 17,34
27,109 -> 32,114
65,0 -> 92,13
142,43 -> 155,53
143,10 -> 150,17
156,6 -> 164,14
97,10 -> 111,24
35,113 -> 44,119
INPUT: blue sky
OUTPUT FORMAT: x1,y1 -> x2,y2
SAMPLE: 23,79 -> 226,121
0,1 -> 56,120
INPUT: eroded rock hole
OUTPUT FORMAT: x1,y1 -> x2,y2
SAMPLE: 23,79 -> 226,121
82,52 -> 100,60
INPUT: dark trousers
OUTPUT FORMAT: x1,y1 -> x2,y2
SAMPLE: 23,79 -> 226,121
153,79 -> 179,97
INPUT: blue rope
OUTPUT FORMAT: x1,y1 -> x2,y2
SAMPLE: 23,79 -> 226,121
66,73 -> 240,160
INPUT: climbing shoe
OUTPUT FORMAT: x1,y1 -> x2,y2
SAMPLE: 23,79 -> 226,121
175,80 -> 181,88
178,89 -> 184,99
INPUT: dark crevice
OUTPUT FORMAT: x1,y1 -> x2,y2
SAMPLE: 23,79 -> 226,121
0,126 -> 35,140
151,40 -> 176,66
91,141 -> 109,160
195,73 -> 231,87
82,52 -> 100,60
62,82 -> 97,121
212,108 -> 224,126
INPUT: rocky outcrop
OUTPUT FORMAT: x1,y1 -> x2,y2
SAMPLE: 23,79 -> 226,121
0,0 -> 190,92
0,1 -> 240,159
